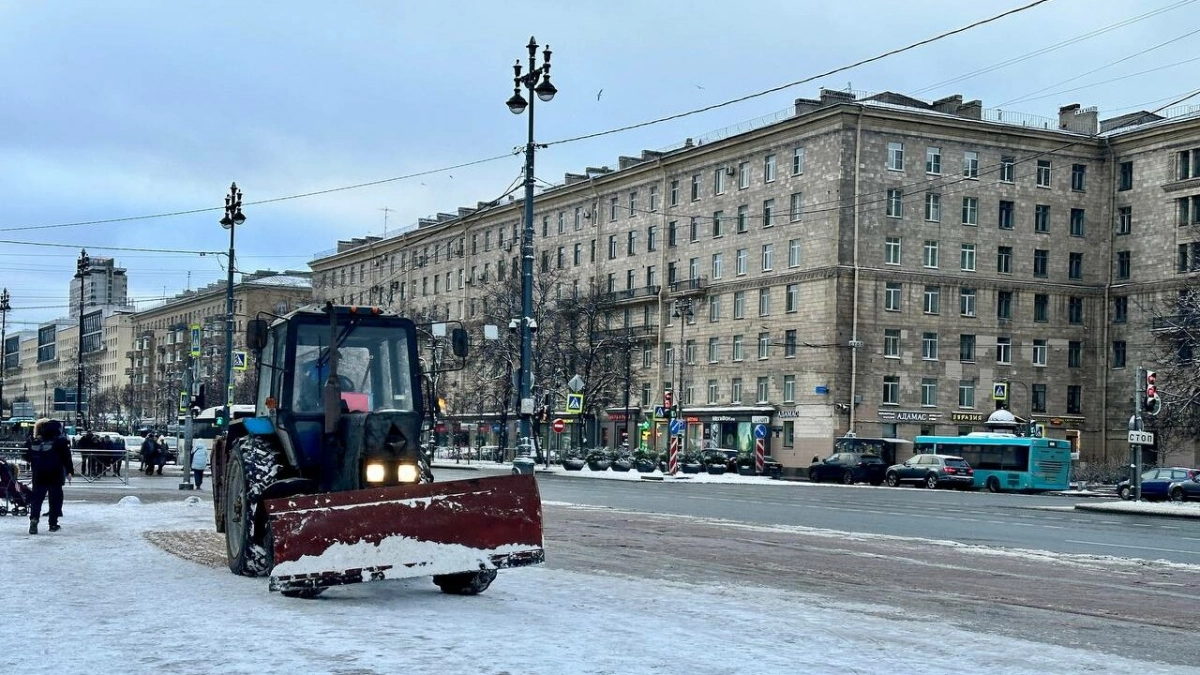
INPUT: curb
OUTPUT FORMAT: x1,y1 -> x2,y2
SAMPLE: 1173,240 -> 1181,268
1073,502 -> 1200,519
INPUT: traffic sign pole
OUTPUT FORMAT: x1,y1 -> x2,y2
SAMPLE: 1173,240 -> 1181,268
753,423 -> 767,475
668,434 -> 678,475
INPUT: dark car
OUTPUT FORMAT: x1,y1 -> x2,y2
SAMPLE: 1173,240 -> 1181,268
808,452 -> 886,485
1117,467 -> 1200,501
885,454 -> 974,490
1168,474 -> 1200,502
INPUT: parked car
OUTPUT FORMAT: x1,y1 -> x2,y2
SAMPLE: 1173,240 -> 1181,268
1168,474 -> 1200,502
1117,467 -> 1200,501
885,454 -> 975,489
808,452 -> 886,485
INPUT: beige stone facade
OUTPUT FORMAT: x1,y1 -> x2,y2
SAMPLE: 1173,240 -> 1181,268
308,91 -> 1200,470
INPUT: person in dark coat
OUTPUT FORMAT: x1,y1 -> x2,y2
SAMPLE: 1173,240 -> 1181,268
23,419 -> 74,535
140,435 -> 158,476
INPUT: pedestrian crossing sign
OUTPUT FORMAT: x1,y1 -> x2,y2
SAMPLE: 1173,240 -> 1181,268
565,393 -> 584,414
232,350 -> 248,371
992,382 -> 1008,401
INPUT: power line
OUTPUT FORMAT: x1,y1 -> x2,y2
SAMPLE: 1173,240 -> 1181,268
0,239 -> 221,255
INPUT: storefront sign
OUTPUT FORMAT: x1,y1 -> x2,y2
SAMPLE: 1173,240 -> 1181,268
712,415 -> 736,422
878,410 -> 941,423
777,408 -> 800,418
608,413 -> 628,422
950,412 -> 984,423
751,415 -> 770,424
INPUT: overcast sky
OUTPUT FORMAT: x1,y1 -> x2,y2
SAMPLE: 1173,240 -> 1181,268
2,0 -> 1198,328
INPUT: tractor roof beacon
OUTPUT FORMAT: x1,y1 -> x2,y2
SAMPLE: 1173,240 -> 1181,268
211,302 -> 544,598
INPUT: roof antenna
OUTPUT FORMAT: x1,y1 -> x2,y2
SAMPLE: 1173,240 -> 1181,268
380,207 -> 393,237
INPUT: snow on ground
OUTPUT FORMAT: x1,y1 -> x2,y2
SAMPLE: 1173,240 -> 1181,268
1074,500 -> 1200,518
3,497 -> 1195,675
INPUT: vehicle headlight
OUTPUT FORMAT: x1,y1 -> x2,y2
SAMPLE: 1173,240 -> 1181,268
365,462 -> 386,483
397,463 -> 419,483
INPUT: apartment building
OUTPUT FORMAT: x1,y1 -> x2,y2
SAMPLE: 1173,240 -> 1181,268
309,89 -> 1200,469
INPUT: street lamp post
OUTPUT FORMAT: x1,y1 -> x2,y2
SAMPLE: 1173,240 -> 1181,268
219,182 -> 246,441
672,297 -> 694,447
75,250 -> 91,430
0,288 -> 9,418
506,36 -> 557,457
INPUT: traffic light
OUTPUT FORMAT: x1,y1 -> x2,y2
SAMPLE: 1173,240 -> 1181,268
663,390 -> 673,411
1145,371 -> 1162,416
214,409 -> 227,427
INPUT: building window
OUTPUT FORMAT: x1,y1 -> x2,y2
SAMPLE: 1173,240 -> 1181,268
961,197 -> 978,226
926,146 -> 942,174
732,335 -> 744,361
923,240 -> 939,268
1071,164 -> 1086,192
783,375 -> 796,403
712,211 -> 724,238
707,337 -> 720,364
792,146 -> 805,175
963,151 -> 979,179
1034,249 -> 1049,278
1179,196 -> 1200,226
737,204 -> 749,233
997,246 -> 1012,274
998,200 -> 1014,230
736,248 -> 748,275
1068,340 -> 1082,368
1034,204 -> 1049,233
923,286 -> 940,314
888,142 -> 904,171
707,379 -> 719,404
670,180 -> 679,206
960,334 -> 976,362
690,217 -> 700,242
1036,159 -> 1052,187
1114,296 -> 1127,324
738,161 -> 750,189
764,154 -> 777,183
1070,252 -> 1084,280
714,168 -> 726,195
1032,384 -> 1047,413
921,378 -> 938,407
1115,250 -> 1131,280
959,381 -> 975,409
1070,208 -> 1086,237
788,239 -> 801,267
1068,297 -> 1084,325
762,244 -> 774,271
1000,156 -> 1015,183
691,174 -> 701,201
1032,339 -> 1047,367
731,377 -> 743,403
925,193 -> 941,222
785,284 -> 799,312
884,329 -> 900,358
649,185 -> 658,212
784,329 -> 797,357
711,253 -> 723,280
922,332 -> 939,360
1119,161 -> 1133,190
758,332 -> 770,359
1113,340 -> 1126,369
758,289 -> 771,316
668,220 -> 677,247
1034,294 -> 1049,322
627,231 -> 638,256
996,337 -> 1011,364
789,192 -> 803,222
1178,149 -> 1200,180
886,189 -> 903,218
709,294 -> 721,322
756,377 -> 769,403
885,237 -> 902,265
733,291 -> 746,319
647,225 -> 658,252
885,282 -> 901,311
763,199 -> 775,228
1117,206 -> 1132,235
1067,385 -> 1081,415
960,244 -> 976,272
883,376 -> 900,404
960,288 -> 976,317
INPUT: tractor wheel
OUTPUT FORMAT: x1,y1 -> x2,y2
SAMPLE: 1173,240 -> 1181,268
280,587 -> 326,599
433,569 -> 498,596
223,437 -> 281,577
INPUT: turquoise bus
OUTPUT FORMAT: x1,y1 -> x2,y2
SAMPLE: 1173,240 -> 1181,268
914,432 -> 1071,493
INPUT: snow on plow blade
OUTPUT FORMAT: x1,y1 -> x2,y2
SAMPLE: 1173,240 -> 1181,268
265,474 -> 544,593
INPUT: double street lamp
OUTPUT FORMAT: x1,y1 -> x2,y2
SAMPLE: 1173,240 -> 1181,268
506,37 -> 557,455
219,183 -> 246,432
76,250 -> 91,429
0,288 -> 9,417
671,297 -> 695,417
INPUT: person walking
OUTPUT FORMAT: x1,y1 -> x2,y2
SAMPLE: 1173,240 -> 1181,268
24,419 -> 74,534
190,440 -> 208,490
155,434 -> 170,475
140,434 -> 158,476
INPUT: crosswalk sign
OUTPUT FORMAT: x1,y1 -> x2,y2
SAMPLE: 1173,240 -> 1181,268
232,350 -> 248,371
992,382 -> 1008,401
565,393 -> 584,414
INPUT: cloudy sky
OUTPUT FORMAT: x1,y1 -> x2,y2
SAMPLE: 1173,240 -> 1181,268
1,0 -> 1197,328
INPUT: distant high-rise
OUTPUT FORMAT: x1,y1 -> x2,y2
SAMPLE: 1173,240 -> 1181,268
68,257 -> 132,318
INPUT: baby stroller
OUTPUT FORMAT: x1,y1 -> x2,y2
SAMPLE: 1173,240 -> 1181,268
0,459 -> 31,517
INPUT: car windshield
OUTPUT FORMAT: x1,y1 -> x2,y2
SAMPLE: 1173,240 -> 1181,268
293,323 -> 416,414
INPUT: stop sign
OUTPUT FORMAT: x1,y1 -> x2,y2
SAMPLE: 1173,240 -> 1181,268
552,418 -> 566,433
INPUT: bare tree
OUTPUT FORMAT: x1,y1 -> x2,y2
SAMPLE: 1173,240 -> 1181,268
1145,288 -> 1200,465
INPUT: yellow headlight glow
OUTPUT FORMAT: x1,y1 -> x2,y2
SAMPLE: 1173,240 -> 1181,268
397,463 -> 419,483
365,462 -> 386,483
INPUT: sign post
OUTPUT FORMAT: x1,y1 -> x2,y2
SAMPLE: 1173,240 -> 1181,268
551,418 -> 565,434
668,418 -> 683,475
753,423 -> 767,475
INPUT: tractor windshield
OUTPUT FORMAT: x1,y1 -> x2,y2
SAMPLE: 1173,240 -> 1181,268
293,323 -> 416,414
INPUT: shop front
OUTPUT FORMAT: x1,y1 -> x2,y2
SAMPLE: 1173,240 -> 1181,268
603,407 -> 641,450
682,406 -> 777,456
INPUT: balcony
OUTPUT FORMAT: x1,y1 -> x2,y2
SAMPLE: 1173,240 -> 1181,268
606,285 -> 660,304
592,324 -> 660,342
668,276 -> 708,297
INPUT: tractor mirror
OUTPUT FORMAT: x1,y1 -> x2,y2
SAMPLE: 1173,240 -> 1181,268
246,319 -> 269,351
451,327 -> 469,358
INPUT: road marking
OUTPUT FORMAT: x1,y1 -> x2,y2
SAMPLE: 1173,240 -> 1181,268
1065,539 -> 1200,556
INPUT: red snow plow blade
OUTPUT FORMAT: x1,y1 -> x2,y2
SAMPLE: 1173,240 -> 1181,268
264,474 -> 544,594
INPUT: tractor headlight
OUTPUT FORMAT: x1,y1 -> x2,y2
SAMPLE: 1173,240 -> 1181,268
397,463 -> 419,483
365,462 -> 386,483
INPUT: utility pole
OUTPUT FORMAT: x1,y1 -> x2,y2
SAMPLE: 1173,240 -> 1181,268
1131,367 -> 1145,502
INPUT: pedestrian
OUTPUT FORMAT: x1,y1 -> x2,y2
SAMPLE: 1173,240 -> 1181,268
155,434 -> 170,475
140,434 -> 158,476
23,419 -> 74,535
190,441 -> 208,490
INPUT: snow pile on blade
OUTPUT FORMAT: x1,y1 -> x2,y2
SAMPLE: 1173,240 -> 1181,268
265,474 -> 543,592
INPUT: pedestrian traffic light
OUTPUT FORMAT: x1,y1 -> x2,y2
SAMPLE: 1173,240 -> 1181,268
214,409 -> 226,427
663,390 -> 673,411
1145,371 -> 1162,416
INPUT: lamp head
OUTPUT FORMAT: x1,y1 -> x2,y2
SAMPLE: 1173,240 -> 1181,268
507,90 -> 528,115
534,76 -> 557,102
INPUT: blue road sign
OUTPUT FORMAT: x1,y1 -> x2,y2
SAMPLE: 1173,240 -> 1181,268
753,424 -> 768,439
653,405 -> 665,419
669,418 -> 684,436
